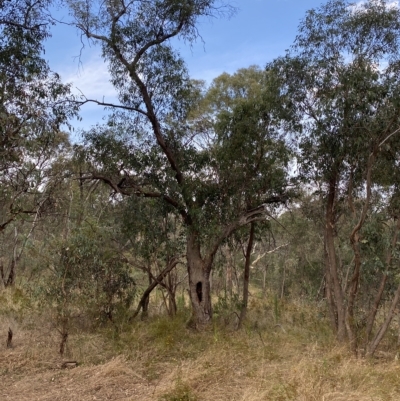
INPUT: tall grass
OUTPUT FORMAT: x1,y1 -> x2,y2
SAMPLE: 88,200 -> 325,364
2,287 -> 400,400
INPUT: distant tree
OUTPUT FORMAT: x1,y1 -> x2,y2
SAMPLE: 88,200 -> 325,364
0,0 -> 76,231
0,132 -> 72,287
197,66 -> 295,326
269,0 -> 400,351
0,0 -> 76,285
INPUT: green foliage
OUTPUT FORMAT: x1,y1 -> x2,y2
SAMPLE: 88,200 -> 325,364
0,0 -> 77,240
270,0 -> 400,186
0,287 -> 33,318
0,0 -> 75,163
213,292 -> 241,326
265,0 -> 400,349
122,196 -> 185,262
42,222 -> 136,327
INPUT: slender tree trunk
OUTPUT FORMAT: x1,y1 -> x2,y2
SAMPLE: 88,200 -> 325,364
167,272 -> 177,316
366,281 -> 400,357
364,217 -> 400,352
187,232 -> 212,329
4,199 -> 46,287
0,262 -> 5,289
161,272 -> 178,316
141,270 -> 152,319
130,260 -> 178,321
6,259 -> 16,287
325,240 -> 338,333
344,147 -> 392,354
238,222 -> 255,329
345,236 -> 360,354
226,263 -> 233,300
325,177 -> 346,341
346,152 -> 376,354
5,226 -> 19,287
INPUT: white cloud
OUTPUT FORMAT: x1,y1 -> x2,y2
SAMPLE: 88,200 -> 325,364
350,0 -> 399,13
386,1 -> 399,9
60,54 -> 118,101
53,53 -> 118,133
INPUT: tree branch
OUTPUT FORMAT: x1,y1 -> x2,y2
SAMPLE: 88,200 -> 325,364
82,174 -> 190,223
132,21 -> 185,67
74,95 -> 149,117
79,12 -> 186,189
0,19 -> 46,31
130,258 -> 180,321
204,194 -> 288,267
0,218 -> 15,233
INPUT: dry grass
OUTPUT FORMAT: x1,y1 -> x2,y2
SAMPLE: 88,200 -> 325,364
1,289 -> 400,400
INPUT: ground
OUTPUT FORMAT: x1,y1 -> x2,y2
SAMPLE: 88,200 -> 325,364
2,296 -> 400,400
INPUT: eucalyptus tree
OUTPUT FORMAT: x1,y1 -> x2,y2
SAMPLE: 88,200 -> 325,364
0,0 -> 76,234
0,132 -> 74,287
269,0 -> 400,347
360,143 -> 400,356
198,66 -> 294,325
34,176 -> 137,349
67,1 -> 292,327
0,0 -> 77,286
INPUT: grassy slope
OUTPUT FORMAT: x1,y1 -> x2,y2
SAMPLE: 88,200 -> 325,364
1,289 -> 400,400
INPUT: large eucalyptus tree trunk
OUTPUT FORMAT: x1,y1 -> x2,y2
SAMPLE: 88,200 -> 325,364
186,233 -> 212,329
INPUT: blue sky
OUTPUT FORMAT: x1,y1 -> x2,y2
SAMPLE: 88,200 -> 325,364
43,0 -> 346,132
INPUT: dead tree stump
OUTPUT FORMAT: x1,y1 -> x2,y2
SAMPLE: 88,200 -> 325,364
6,328 -> 13,348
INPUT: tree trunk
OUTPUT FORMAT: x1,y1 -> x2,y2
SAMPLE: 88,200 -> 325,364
141,271 -> 152,319
6,259 -> 16,287
262,264 -> 268,297
325,177 -> 346,341
0,261 -> 5,288
187,233 -> 212,329
345,237 -> 360,354
325,241 -> 338,333
226,263 -> 233,300
130,260 -> 178,321
167,272 -> 177,316
364,217 -> 400,349
366,281 -> 400,357
346,152 -> 376,354
238,222 -> 255,329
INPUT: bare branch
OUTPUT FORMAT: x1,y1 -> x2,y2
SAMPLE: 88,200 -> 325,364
379,126 -> 400,148
73,92 -> 149,117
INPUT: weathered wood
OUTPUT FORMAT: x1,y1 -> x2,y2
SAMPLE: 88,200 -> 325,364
6,328 -> 13,348
61,361 -> 78,369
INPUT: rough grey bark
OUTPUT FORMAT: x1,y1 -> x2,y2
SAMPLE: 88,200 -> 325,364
186,232 -> 213,329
